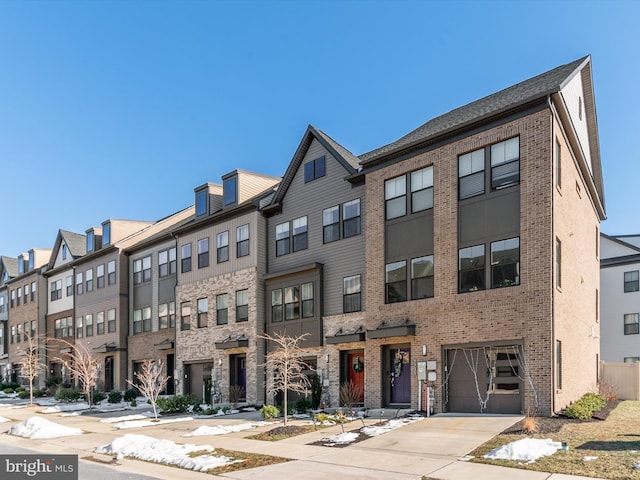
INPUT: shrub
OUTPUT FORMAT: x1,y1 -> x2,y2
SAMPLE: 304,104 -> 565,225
261,404 -> 280,419
18,390 -> 30,399
130,398 -> 137,407
16,387 -> 26,393
565,392 -> 606,420
522,415 -> 539,434
3,388 -> 14,394
229,385 -> 245,407
91,391 -> 106,404
108,390 -> 123,404
156,394 -> 199,414
123,389 -> 138,402
55,388 -> 83,402
295,397 -> 311,413
598,381 -> 618,402
314,412 -> 330,424
339,380 -> 364,416
200,407 -> 219,416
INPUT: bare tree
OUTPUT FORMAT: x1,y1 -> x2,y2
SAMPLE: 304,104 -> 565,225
54,340 -> 100,409
20,331 -> 46,406
127,359 -> 169,420
262,332 -> 311,426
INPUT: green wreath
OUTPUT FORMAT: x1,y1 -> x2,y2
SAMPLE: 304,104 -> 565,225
352,357 -> 364,373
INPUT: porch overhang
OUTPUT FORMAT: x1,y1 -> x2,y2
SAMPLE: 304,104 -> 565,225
367,324 -> 416,339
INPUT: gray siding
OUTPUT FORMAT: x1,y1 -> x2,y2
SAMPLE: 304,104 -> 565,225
267,139 -> 366,316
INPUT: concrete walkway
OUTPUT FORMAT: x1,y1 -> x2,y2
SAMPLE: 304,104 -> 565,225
0,403 -> 604,480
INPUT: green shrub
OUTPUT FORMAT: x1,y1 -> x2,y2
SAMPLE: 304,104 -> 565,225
123,389 -> 138,402
565,392 -> 606,420
3,387 -> 14,394
16,387 -> 26,393
200,407 -> 219,416
92,391 -> 106,404
314,412 -> 330,424
130,398 -> 137,407
108,390 -> 123,404
260,404 -> 280,419
32,389 -> 47,398
295,397 -> 311,413
18,390 -> 30,399
156,394 -> 199,414
55,388 -> 83,402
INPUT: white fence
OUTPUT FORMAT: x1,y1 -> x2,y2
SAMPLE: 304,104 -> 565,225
601,362 -> 640,400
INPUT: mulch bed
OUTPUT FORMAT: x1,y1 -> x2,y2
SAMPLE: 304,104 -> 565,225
501,399 -> 620,435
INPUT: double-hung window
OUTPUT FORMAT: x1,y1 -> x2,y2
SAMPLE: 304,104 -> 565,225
385,176 -> 406,219
181,244 -> 192,273
96,311 -> 105,335
107,309 -> 116,333
159,302 -> 175,329
343,199 -> 361,237
323,206 -> 340,243
385,261 -> 407,303
198,238 -> 209,268
285,286 -> 300,320
343,275 -> 361,313
459,245 -> 485,292
76,272 -> 83,295
159,248 -> 176,276
86,269 -> 93,292
66,275 -> 73,296
107,260 -> 116,285
51,280 -> 62,301
96,265 -> 105,288
459,148 -> 485,199
491,237 -> 520,288
292,217 -> 307,252
624,271 -> 639,292
217,231 -> 229,263
411,167 -> 434,212
411,255 -> 434,299
237,225 -> 249,257
491,137 -> 520,189
197,298 -> 208,327
271,289 -> 283,322
624,313 -> 640,335
276,222 -> 291,255
85,314 -> 93,337
76,317 -> 83,338
216,294 -> 228,325
180,302 -> 191,330
236,290 -> 249,322
301,282 -> 314,317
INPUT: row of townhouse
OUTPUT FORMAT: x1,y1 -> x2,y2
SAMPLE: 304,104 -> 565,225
0,55 -> 605,416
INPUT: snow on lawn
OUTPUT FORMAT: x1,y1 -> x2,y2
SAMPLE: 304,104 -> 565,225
483,438 -> 563,463
112,416 -> 194,430
100,413 -> 151,424
319,415 -> 424,446
96,433 -> 242,472
0,416 -> 10,423
360,416 -> 424,437
7,416 -> 83,439
40,403 -> 90,414
183,421 -> 269,437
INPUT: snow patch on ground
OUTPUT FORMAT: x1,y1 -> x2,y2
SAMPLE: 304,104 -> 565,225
361,416 -> 424,437
0,416 -> 10,423
100,413 -> 151,423
183,421 -> 269,436
40,403 -> 90,414
320,432 -> 359,445
483,438 -> 562,463
7,416 -> 83,439
95,433 -> 241,471
112,416 -> 194,430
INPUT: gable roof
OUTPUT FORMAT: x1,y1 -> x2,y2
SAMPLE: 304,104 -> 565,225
46,229 -> 87,271
360,56 -> 589,165
267,125 -> 360,210
0,256 -> 19,283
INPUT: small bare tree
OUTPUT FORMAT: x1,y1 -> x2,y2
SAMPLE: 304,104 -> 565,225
262,332 -> 311,426
127,359 -> 169,420
21,331 -> 46,406
55,341 -> 100,409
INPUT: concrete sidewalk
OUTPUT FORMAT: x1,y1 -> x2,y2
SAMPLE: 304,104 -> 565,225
0,403 -> 605,480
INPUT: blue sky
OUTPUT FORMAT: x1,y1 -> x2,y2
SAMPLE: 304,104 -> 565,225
0,0 -> 637,256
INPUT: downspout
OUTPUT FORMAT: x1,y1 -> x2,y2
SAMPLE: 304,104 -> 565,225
171,232 -> 179,395
548,94 -> 557,415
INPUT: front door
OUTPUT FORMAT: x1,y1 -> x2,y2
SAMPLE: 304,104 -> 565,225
389,347 -> 411,404
230,354 -> 247,402
104,356 -> 114,392
165,354 -> 175,395
347,352 -> 365,403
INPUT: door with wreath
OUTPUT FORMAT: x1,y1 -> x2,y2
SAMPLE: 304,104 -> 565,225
388,346 -> 411,405
346,351 -> 365,403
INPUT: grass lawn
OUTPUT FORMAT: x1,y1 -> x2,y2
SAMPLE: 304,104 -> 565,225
469,400 -> 640,480
201,448 -> 290,474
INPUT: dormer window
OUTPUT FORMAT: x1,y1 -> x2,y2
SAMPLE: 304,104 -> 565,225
87,231 -> 95,252
28,251 -> 34,270
103,223 -> 111,245
196,189 -> 208,216
18,255 -> 24,274
62,244 -> 67,260
223,177 -> 237,206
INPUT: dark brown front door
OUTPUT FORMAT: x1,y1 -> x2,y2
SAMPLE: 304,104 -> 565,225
347,352 -> 365,403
